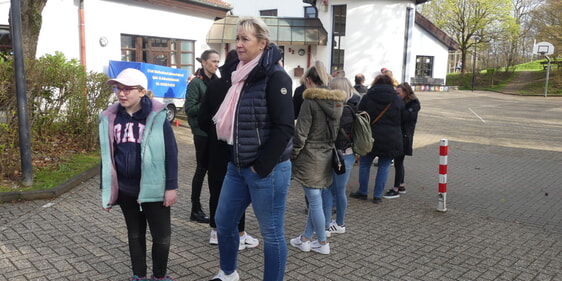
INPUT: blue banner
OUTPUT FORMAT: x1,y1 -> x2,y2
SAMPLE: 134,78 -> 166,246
108,60 -> 189,99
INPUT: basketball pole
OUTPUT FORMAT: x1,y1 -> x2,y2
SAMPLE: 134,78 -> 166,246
543,53 -> 551,98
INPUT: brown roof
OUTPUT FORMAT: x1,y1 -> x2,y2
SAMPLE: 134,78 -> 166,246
415,12 -> 459,50
186,0 -> 232,9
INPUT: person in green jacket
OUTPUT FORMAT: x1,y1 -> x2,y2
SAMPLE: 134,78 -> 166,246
184,49 -> 220,223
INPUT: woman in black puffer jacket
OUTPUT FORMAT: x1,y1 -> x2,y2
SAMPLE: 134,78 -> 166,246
349,74 -> 405,204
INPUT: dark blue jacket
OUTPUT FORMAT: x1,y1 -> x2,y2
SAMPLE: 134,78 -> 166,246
223,44 -> 294,178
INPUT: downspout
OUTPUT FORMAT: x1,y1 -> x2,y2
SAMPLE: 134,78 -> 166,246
307,45 -> 311,68
402,7 -> 413,83
79,0 -> 86,70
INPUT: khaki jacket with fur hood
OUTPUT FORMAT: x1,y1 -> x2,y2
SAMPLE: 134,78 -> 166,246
292,87 -> 347,188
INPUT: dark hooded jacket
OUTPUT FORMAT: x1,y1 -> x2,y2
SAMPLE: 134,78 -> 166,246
358,84 -> 405,158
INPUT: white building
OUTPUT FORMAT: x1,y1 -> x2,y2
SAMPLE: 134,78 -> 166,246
0,0 -> 457,92
0,0 -> 231,75
220,0 -> 458,88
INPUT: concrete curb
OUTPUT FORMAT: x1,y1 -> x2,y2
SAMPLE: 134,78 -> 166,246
0,165 -> 99,203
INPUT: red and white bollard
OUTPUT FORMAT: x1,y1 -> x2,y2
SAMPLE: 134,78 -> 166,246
437,139 -> 448,212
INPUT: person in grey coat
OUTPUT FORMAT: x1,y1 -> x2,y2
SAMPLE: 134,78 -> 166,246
290,61 -> 346,255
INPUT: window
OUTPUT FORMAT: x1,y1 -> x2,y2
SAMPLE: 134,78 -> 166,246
0,25 -> 12,59
120,34 -> 195,74
330,5 -> 346,73
260,9 -> 278,16
415,56 -> 434,77
304,6 -> 317,18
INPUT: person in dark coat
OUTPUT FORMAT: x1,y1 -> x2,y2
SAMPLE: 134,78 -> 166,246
210,17 -> 294,281
198,50 -> 259,249
383,82 -> 421,198
184,49 -> 220,223
293,77 -> 306,119
322,77 -> 361,236
353,73 -> 368,95
349,74 -> 405,204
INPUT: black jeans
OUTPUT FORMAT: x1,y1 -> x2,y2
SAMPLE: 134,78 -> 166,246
192,135 -> 208,205
118,192 -> 171,278
393,154 -> 406,187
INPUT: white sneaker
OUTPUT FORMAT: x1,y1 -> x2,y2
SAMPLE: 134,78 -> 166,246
238,233 -> 259,250
310,240 -> 330,254
209,229 -> 218,245
290,235 -> 311,252
210,269 -> 239,281
328,222 -> 346,234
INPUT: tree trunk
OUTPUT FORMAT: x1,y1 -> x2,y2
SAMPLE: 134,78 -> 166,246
9,0 -> 48,60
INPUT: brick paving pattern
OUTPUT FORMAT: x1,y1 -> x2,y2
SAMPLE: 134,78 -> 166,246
1,90 -> 561,280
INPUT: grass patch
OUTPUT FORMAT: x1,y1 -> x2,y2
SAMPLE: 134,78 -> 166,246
0,151 -> 100,193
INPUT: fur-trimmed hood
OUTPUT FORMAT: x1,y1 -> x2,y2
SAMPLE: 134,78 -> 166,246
303,87 -> 347,102
302,87 -> 347,120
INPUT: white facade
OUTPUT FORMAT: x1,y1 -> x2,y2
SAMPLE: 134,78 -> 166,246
0,0 -> 221,74
0,0 -> 452,89
226,0 -> 452,87
411,23 -> 450,83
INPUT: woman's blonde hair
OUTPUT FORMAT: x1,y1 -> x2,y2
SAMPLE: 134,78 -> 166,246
304,61 -> 331,87
237,17 -> 271,45
329,77 -> 356,101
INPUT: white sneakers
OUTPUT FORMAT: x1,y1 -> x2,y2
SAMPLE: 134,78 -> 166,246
209,229 -> 218,245
328,221 -> 346,234
239,233 -> 259,250
290,235 -> 311,252
210,269 -> 239,281
209,230 -> 259,250
290,235 -> 330,254
310,240 -> 330,254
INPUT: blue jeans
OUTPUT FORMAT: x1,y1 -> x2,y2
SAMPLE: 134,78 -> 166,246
323,153 -> 355,227
215,160 -> 291,281
303,187 -> 327,242
358,154 -> 393,199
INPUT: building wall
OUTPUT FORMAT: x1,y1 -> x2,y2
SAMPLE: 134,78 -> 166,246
0,0 -> 219,74
226,0 -> 421,87
410,23 -> 450,83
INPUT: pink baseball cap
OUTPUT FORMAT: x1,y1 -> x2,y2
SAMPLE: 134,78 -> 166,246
107,68 -> 148,89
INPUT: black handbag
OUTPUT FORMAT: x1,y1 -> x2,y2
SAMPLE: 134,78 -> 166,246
332,147 -> 346,175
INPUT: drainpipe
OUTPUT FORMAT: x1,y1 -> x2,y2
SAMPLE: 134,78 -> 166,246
307,45 -> 311,68
79,0 -> 86,70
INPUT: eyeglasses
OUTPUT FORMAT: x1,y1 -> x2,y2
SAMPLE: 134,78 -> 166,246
113,86 -> 139,94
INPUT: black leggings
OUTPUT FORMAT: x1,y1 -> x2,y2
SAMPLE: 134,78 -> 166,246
208,160 -> 245,231
393,154 -> 405,188
118,192 -> 171,278
192,135 -> 209,204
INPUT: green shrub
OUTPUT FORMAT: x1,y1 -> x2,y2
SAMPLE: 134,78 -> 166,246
0,52 -> 112,183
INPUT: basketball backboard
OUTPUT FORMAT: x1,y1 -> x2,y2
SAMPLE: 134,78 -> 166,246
533,42 -> 554,55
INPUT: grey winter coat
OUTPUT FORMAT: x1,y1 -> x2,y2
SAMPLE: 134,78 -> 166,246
292,87 -> 347,188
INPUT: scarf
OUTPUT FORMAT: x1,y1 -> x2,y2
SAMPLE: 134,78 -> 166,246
213,53 -> 262,145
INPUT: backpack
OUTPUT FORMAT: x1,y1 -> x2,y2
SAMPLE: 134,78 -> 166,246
343,105 -> 374,156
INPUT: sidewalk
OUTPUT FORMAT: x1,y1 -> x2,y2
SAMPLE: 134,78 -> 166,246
1,90 -> 561,280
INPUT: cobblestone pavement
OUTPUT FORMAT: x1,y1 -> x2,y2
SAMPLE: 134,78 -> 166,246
1,90 -> 562,280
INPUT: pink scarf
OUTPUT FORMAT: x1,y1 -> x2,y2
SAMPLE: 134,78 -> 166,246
213,53 -> 262,145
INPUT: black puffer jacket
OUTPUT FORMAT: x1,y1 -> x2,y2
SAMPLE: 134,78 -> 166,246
358,84 -> 405,158
335,93 -> 361,151
402,98 -> 420,156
